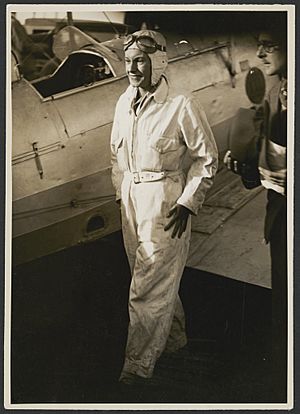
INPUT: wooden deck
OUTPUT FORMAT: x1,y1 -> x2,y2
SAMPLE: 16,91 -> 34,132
188,165 -> 271,288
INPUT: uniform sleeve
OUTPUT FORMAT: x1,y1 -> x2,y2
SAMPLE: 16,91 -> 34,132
110,102 -> 123,201
176,97 -> 218,215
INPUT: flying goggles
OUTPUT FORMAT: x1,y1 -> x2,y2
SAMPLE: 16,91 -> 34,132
124,34 -> 166,54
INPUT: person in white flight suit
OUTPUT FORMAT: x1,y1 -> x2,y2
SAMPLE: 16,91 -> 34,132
110,30 -> 218,385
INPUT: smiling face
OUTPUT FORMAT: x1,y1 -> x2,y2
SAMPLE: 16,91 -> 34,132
257,32 -> 287,77
125,48 -> 152,92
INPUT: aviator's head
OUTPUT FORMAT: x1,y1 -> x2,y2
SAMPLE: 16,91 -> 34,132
256,25 -> 287,77
123,30 -> 168,91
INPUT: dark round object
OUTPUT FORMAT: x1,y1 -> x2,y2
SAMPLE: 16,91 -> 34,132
245,67 -> 266,104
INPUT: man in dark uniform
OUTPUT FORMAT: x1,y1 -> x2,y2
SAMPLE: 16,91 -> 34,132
225,22 -> 288,401
256,27 -> 287,402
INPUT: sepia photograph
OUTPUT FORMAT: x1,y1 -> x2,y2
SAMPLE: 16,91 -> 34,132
5,3 -> 295,410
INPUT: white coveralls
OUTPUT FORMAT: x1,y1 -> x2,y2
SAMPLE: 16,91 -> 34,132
111,76 -> 218,378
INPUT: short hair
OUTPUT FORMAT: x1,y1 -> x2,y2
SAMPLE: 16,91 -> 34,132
257,12 -> 287,49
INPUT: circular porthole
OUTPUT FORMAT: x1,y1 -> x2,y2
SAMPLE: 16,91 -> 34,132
86,215 -> 105,233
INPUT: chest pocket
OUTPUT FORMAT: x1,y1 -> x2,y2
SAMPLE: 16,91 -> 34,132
150,136 -> 179,153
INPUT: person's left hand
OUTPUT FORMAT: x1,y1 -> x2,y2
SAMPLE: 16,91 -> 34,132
224,150 -> 240,173
164,204 -> 191,239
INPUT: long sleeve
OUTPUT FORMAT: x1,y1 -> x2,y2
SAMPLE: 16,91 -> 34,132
176,97 -> 218,215
110,105 -> 123,201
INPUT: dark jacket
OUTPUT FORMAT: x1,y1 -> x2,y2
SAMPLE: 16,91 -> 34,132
260,81 -> 287,242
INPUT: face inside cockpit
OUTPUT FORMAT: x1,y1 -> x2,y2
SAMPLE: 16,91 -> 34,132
74,57 -> 113,87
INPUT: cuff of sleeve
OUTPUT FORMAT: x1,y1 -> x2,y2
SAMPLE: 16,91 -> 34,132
176,199 -> 199,216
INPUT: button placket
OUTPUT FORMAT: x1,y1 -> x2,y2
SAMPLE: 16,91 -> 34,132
131,115 -> 138,173
127,108 -> 135,173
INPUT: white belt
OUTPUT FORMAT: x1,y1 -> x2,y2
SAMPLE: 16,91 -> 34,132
124,170 -> 182,184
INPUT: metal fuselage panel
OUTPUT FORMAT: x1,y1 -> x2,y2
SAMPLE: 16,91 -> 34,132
52,77 -> 128,139
12,80 -> 66,158
12,167 -> 115,237
13,200 -> 122,266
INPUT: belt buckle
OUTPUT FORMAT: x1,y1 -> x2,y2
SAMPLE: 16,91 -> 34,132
133,172 -> 141,184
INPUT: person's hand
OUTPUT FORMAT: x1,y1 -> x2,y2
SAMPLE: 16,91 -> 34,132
223,150 -> 240,173
164,204 -> 191,239
224,150 -> 261,189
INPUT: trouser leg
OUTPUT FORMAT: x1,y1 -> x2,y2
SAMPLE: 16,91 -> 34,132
122,232 -> 190,378
120,178 -> 190,378
165,295 -> 187,353
269,204 -> 287,401
120,178 -> 138,273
